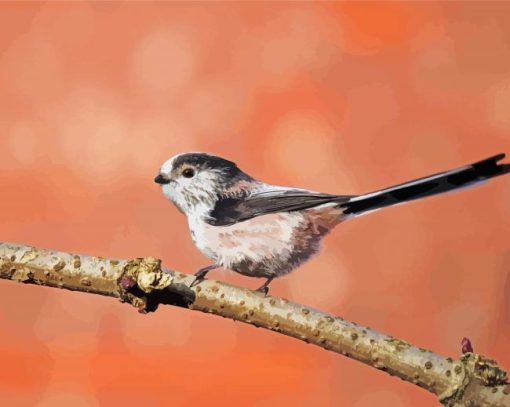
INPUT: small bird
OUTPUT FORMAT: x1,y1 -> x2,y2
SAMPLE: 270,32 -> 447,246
155,152 -> 510,294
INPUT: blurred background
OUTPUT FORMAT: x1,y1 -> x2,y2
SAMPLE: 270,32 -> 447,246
1,2 -> 509,406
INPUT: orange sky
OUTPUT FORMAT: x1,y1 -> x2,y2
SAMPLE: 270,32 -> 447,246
1,2 -> 510,406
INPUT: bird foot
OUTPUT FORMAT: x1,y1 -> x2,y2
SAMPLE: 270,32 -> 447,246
255,285 -> 269,296
190,265 -> 217,287
255,277 -> 274,296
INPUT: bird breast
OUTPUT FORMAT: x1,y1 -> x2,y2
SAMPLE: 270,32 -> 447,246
189,212 -> 303,265
188,205 -> 345,277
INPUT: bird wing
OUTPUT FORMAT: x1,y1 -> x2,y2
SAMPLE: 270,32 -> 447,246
206,186 -> 351,226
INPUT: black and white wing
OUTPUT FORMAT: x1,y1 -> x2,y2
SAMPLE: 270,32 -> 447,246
206,186 -> 351,226
203,154 -> 510,226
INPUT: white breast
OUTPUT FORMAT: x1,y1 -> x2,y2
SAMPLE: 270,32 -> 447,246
188,212 -> 305,270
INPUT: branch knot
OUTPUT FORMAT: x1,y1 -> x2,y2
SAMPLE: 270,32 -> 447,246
465,354 -> 509,387
118,257 -> 173,312
440,354 -> 509,406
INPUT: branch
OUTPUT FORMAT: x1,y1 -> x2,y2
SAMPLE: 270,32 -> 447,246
0,242 -> 508,406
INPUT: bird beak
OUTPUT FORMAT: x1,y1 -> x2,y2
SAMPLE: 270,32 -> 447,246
154,174 -> 171,185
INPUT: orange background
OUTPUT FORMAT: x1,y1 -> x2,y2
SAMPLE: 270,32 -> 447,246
1,2 -> 510,406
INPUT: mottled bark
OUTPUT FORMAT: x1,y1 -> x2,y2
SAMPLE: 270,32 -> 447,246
0,242 -> 508,406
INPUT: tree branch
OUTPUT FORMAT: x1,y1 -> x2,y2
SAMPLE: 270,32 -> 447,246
0,242 -> 508,406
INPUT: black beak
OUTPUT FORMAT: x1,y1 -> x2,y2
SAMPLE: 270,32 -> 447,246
154,174 -> 171,185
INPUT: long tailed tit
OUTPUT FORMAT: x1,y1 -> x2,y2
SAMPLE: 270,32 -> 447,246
155,153 -> 510,294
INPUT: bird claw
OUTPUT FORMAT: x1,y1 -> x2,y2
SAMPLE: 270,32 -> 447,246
190,265 -> 217,287
190,275 -> 203,287
255,277 -> 274,296
255,285 -> 269,296
191,271 -> 208,287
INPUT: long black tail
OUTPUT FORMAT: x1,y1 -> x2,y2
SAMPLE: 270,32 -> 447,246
341,153 -> 510,217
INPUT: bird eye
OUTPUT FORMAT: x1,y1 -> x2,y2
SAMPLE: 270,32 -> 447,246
182,168 -> 195,178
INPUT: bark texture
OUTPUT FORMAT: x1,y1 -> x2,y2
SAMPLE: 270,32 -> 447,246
0,242 -> 508,406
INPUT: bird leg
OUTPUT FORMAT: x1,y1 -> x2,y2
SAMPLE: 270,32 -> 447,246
191,264 -> 219,287
255,277 -> 274,296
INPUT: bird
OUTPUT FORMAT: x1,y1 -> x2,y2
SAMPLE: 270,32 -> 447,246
155,152 -> 510,294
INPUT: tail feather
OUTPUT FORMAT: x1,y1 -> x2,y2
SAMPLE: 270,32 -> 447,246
341,154 -> 510,216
